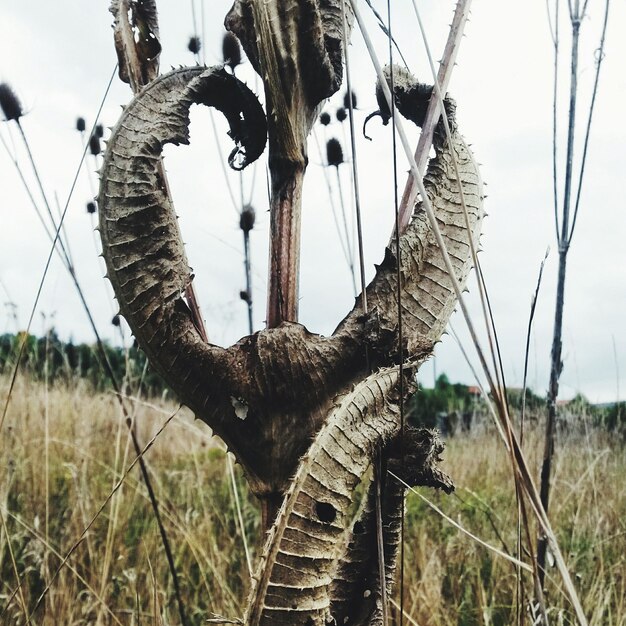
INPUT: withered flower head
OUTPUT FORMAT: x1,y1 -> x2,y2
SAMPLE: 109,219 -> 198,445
188,36 -> 201,55
240,204 -> 256,233
0,83 -> 23,122
222,32 -> 241,70
89,134 -> 101,156
326,138 -> 343,167
343,90 -> 357,110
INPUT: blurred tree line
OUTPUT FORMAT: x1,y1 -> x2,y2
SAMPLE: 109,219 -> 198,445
0,330 -> 168,398
407,374 -> 624,434
2,334 -> 623,433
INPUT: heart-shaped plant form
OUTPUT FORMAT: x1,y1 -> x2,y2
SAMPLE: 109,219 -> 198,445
99,62 -> 483,496
100,3 -> 484,621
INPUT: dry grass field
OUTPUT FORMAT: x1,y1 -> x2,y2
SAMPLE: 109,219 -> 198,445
1,374 -> 625,625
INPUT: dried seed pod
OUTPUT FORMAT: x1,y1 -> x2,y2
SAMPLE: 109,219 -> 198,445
0,83 -> 23,122
319,111 -> 331,126
240,204 -> 256,233
343,90 -> 357,110
95,124 -> 104,138
188,36 -> 201,55
89,134 -> 101,156
336,107 -> 347,123
326,138 -> 343,167
222,32 -> 241,70
76,117 -> 86,132
86,201 -> 97,214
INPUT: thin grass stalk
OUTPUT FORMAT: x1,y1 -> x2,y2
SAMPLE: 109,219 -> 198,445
334,166 -> 358,297
395,0 -> 472,235
226,454 -> 253,577
454,490 -> 513,556
95,409 -> 133,626
388,472 -> 532,572
26,405 -> 182,619
15,120 -> 75,265
243,229 -> 253,333
144,548 -> 162,626
189,0 -> 201,64
537,3 -> 583,587
0,132 -> 70,264
208,108 -> 241,215
374,452 -> 389,626
312,129 -> 352,268
449,325 -> 509,447
0,507 -> 28,622
389,599 -> 421,626
54,191 -> 77,273
1,507 -> 124,626
127,423 -> 189,626
44,325 -> 51,606
341,1 -> 368,307
521,251 -> 549,444
517,251 -> 548,625
200,0 -> 206,66
240,176 -> 254,335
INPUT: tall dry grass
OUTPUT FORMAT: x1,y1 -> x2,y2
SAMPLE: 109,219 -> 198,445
1,374 -> 624,625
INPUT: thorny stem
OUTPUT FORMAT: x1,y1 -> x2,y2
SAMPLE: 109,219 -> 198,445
335,166 -> 358,297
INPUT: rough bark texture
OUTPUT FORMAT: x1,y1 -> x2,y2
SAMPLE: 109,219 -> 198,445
99,9 -> 484,621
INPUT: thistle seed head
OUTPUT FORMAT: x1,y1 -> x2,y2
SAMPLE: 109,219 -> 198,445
0,83 -> 23,122
326,138 -> 343,167
86,201 -> 97,214
239,204 -> 255,233
336,107 -> 347,123
95,124 -> 104,138
89,134 -> 101,156
188,36 -> 201,55
319,111 -> 331,126
222,32 -> 241,70
76,117 -> 86,132
343,90 -> 357,110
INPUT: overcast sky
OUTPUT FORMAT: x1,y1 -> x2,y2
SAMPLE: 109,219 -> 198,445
1,1 -> 625,402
